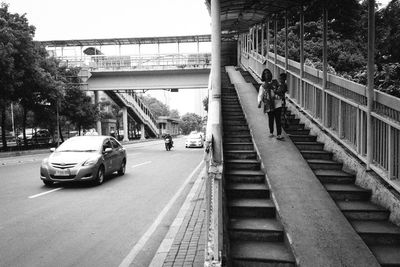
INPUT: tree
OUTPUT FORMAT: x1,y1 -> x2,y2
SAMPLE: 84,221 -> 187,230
61,67 -> 99,134
202,95 -> 209,112
170,109 -> 180,118
180,113 -> 203,135
139,94 -> 169,119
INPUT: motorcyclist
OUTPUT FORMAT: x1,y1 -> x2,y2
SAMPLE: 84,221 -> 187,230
164,133 -> 174,147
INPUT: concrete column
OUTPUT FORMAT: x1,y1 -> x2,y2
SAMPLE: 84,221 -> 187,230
261,24 -> 265,58
322,6 -> 328,125
367,0 -> 375,170
94,91 -> 102,134
140,123 -> 146,140
122,107 -> 129,142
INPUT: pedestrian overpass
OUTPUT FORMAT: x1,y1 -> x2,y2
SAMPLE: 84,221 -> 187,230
40,35 -> 211,139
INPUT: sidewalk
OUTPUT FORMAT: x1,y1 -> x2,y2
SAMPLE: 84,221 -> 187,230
150,167 -> 207,267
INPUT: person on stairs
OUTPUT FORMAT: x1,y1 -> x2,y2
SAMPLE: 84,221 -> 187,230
257,68 -> 285,140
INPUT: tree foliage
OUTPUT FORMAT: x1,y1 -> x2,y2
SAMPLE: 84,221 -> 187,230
180,113 -> 203,135
139,94 -> 170,119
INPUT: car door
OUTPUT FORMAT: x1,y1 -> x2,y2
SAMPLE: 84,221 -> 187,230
110,138 -> 123,171
102,139 -> 114,174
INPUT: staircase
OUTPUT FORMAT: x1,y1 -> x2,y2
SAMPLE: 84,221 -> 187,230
283,108 -> 400,267
222,71 -> 295,266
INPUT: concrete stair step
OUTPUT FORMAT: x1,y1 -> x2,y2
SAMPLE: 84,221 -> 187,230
285,123 -> 305,131
228,198 -> 275,218
224,135 -> 253,142
336,200 -> 390,221
228,183 -> 270,199
369,245 -> 400,267
288,134 -> 317,142
324,184 -> 371,201
223,120 -> 247,125
226,169 -> 265,183
231,241 -> 295,266
224,129 -> 251,136
285,129 -> 310,135
229,218 -> 283,241
307,159 -> 343,170
224,142 -> 254,150
351,220 -> 400,246
225,159 -> 261,170
225,150 -> 257,160
301,150 -> 333,160
224,126 -> 249,132
314,169 -> 355,184
294,141 -> 325,151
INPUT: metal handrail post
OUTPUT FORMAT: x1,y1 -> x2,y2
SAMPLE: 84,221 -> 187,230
367,0 -> 375,170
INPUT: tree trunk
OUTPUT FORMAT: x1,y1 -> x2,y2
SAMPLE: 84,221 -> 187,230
22,107 -> 27,146
1,103 -> 7,149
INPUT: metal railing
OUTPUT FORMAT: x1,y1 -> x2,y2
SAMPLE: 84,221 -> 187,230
57,53 -> 211,71
114,91 -> 158,135
240,49 -> 400,188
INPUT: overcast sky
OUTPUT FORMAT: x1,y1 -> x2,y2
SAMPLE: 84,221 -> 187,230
6,0 -> 211,41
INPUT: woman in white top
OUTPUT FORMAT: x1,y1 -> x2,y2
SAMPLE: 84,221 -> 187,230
257,68 -> 285,140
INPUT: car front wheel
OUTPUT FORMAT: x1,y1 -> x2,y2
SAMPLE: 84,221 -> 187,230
118,160 -> 126,176
94,166 -> 105,185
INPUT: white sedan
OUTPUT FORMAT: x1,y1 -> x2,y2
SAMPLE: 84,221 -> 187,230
185,133 -> 204,148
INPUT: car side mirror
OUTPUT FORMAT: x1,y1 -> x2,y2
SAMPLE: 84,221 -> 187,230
50,148 -> 56,152
104,147 -> 112,154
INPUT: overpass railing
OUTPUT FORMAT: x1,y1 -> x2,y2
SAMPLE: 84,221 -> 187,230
114,91 -> 158,135
240,49 -> 400,189
59,53 -> 211,71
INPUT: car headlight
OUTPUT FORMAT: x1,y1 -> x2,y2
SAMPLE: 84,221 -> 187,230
83,157 -> 99,166
41,157 -> 49,167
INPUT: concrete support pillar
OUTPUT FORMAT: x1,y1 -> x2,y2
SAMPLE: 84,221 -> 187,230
322,6 -> 328,125
367,0 -> 375,170
94,91 -> 102,134
140,123 -> 146,140
261,24 -> 265,58
122,107 -> 129,142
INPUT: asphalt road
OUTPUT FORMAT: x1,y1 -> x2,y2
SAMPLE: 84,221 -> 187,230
0,137 -> 205,267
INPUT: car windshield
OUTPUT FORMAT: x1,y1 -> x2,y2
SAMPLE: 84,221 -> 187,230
188,134 -> 202,139
57,137 -> 102,152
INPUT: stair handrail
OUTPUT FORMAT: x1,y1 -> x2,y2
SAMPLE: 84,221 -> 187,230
239,37 -> 400,189
204,74 -> 224,267
116,91 -> 158,135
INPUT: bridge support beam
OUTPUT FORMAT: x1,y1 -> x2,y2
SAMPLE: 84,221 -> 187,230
94,91 -> 102,134
122,107 -> 129,142
140,123 -> 146,140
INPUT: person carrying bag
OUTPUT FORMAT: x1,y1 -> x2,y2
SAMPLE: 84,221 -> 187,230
257,69 -> 284,140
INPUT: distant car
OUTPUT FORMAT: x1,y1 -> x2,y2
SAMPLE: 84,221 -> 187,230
185,133 -> 204,148
40,136 -> 127,186
16,129 -> 50,145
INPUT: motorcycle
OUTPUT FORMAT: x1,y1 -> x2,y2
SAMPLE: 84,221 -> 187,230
164,137 -> 173,151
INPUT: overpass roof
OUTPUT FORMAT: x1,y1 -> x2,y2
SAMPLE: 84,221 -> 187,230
205,0 -> 312,34
38,34 -> 211,47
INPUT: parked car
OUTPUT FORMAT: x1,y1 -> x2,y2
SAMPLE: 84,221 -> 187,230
185,132 -> 204,148
16,128 -> 51,145
40,136 -> 127,186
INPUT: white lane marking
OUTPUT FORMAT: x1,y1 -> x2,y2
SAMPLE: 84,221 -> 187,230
131,161 -> 152,168
28,188 -> 63,199
119,160 -> 204,267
